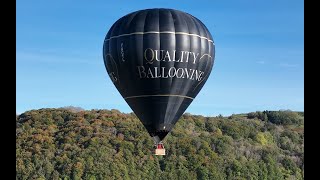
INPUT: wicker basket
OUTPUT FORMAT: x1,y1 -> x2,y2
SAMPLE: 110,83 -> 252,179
155,148 -> 166,155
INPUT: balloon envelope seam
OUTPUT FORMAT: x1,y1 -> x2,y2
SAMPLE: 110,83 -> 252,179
105,31 -> 214,43
124,94 -> 194,100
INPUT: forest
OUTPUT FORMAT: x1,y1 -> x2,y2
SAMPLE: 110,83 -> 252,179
16,108 -> 304,180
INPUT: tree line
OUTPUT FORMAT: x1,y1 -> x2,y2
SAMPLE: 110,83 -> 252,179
16,108 -> 304,180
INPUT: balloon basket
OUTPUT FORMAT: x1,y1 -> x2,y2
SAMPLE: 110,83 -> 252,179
154,142 -> 166,156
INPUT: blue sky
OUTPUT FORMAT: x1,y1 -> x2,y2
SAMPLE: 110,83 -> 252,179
16,0 -> 304,116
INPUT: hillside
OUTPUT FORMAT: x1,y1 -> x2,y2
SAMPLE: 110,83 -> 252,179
16,109 -> 304,180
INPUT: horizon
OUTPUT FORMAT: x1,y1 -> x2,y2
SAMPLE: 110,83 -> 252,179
16,106 -> 303,117
17,0 -> 304,116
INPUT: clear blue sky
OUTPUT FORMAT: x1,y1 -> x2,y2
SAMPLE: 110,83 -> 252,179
16,0 -> 304,116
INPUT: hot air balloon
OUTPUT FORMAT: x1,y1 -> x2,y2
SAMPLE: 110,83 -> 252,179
103,8 -> 215,155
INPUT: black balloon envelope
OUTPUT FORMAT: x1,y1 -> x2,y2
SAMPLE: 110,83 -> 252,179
103,8 -> 215,145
